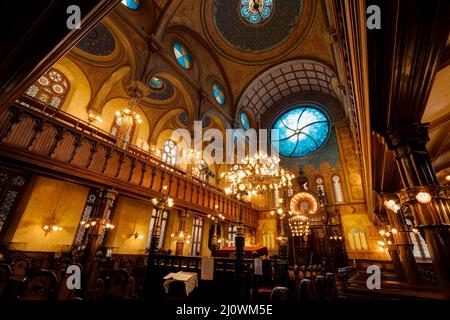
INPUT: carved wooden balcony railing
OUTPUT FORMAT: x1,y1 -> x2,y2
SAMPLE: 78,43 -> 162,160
0,98 -> 258,228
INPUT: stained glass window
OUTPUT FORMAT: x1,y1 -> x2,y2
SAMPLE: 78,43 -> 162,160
173,42 -> 192,69
121,0 -> 139,10
212,84 -> 225,105
228,224 -> 237,246
271,106 -> 330,158
240,112 -> 250,130
240,0 -> 274,25
146,209 -> 169,250
347,227 -> 369,251
25,68 -> 70,109
162,140 -> 177,166
149,77 -> 164,89
191,217 -> 204,256
332,174 -> 345,203
406,219 -> 431,259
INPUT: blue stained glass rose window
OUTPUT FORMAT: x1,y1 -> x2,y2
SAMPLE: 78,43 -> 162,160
240,0 -> 274,26
121,0 -> 139,10
213,84 -> 225,105
240,112 -> 250,130
271,106 -> 330,158
173,42 -> 192,69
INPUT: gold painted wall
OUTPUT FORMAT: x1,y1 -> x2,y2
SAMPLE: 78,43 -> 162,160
256,211 -> 278,256
335,123 -> 364,203
107,196 -> 152,255
339,204 -> 389,261
11,176 -> 89,252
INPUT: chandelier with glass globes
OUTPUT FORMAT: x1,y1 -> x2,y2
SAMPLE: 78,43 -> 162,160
288,214 -> 311,237
223,152 -> 294,198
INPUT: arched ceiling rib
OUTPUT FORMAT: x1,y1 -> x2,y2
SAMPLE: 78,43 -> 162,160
237,60 -> 338,119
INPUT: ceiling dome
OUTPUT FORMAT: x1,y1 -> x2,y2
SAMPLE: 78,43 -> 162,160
212,0 -> 303,52
201,0 -> 316,64
75,23 -> 116,56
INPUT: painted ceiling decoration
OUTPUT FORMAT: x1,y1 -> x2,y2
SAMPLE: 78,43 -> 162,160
271,105 -> 330,158
237,60 -> 338,119
121,0 -> 139,10
211,0 -> 302,52
75,23 -> 116,56
212,83 -> 225,105
239,0 -> 274,26
147,77 -> 174,100
173,42 -> 192,69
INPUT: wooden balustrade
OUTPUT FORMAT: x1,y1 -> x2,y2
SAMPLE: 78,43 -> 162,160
148,254 -> 255,274
0,100 -> 258,227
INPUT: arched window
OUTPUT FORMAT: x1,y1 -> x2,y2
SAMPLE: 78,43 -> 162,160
271,106 -> 330,158
110,111 -> 136,146
121,0 -> 139,10
240,112 -> 250,130
25,68 -> 69,109
347,227 -> 369,251
146,208 -> 169,250
314,176 -> 327,205
228,224 -> 237,246
190,217 -> 204,256
331,174 -> 345,203
162,140 -> 177,166
406,219 -> 431,260
173,42 -> 192,69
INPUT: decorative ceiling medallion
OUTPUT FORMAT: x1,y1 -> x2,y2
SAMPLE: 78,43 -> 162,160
202,0 -> 315,64
239,0 -> 274,26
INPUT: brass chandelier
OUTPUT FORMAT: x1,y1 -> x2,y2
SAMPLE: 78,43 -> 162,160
223,152 -> 294,198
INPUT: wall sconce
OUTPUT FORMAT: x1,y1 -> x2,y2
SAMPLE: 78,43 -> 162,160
130,232 -> 144,240
415,191 -> 432,204
171,231 -> 191,244
80,218 -> 115,230
445,175 -> 450,182
88,112 -> 104,124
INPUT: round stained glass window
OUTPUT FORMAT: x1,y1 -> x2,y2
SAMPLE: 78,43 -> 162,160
240,112 -> 250,130
149,77 -> 164,90
212,84 -> 225,105
271,106 -> 330,158
173,42 -> 192,69
121,0 -> 139,10
240,0 -> 274,26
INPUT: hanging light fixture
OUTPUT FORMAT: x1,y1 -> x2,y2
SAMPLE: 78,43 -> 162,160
288,213 -> 310,237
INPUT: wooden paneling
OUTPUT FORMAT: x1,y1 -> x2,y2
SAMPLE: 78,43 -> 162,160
0,101 -> 258,228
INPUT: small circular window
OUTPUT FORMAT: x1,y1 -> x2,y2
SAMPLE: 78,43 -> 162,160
173,42 -> 192,69
271,106 -> 330,158
121,0 -> 139,10
212,84 -> 225,105
149,77 -> 164,90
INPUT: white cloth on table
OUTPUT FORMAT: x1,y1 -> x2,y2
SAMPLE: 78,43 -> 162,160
163,271 -> 198,296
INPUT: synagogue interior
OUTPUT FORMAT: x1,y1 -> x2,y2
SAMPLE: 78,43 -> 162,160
0,0 -> 449,301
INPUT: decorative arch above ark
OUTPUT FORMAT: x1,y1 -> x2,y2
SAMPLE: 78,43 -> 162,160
290,192 -> 319,215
